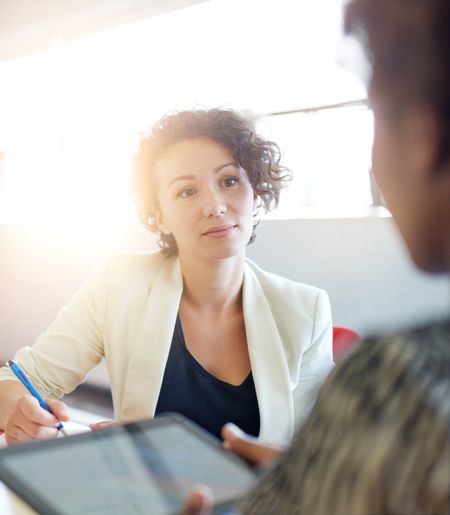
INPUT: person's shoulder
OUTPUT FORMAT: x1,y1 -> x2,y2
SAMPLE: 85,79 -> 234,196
367,318 -> 450,343
245,258 -> 326,300
406,318 -> 450,339
105,250 -> 168,270
358,318 -> 450,362
96,251 -> 172,285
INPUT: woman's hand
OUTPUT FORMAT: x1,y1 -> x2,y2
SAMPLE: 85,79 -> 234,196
179,424 -> 284,514
181,485 -> 213,515
221,423 -> 286,467
89,420 -> 124,430
5,394 -> 70,445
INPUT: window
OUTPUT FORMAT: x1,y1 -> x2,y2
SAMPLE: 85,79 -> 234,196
258,102 -> 376,219
0,0 -> 373,228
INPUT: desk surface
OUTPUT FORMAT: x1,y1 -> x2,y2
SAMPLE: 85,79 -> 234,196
0,432 -> 36,514
0,481 -> 37,515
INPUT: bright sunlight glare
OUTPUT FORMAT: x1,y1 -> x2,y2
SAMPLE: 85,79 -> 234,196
0,0 -> 369,237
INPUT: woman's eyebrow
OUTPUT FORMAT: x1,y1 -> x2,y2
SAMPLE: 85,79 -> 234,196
167,174 -> 195,188
167,163 -> 238,187
213,162 -> 238,173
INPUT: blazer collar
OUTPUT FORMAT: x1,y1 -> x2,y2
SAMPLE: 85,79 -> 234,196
122,256 -> 294,445
243,261 -> 294,444
122,255 -> 183,420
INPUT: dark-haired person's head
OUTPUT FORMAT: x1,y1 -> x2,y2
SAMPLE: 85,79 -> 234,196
345,0 -> 450,273
131,109 -> 291,254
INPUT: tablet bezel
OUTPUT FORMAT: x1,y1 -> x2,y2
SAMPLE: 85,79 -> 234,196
0,413 -> 256,515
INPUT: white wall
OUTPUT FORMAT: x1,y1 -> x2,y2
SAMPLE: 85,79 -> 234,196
1,217 -> 448,387
247,217 -> 449,333
0,0 -> 210,61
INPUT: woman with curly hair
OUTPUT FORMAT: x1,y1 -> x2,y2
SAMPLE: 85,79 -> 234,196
0,108 -> 334,445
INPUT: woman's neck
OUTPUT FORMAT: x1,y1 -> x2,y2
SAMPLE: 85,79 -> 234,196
179,252 -> 245,314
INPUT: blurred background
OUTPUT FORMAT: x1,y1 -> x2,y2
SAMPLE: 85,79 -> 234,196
0,0 -> 448,390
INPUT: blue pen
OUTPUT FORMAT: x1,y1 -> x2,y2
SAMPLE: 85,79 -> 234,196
8,360 -> 68,437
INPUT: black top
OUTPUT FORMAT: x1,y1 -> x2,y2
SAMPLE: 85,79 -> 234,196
155,315 -> 260,440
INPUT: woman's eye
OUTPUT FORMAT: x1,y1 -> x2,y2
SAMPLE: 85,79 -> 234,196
222,176 -> 239,188
178,187 -> 196,199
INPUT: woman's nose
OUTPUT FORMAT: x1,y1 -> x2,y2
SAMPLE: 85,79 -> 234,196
202,190 -> 227,217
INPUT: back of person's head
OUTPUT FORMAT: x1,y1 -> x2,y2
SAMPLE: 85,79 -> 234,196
240,320 -> 450,515
344,0 -> 450,167
344,0 -> 450,273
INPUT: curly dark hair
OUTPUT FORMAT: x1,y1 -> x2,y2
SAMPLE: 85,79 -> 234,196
130,108 -> 292,254
344,0 -> 450,168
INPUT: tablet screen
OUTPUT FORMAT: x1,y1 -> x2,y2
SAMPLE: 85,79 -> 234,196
0,414 -> 256,515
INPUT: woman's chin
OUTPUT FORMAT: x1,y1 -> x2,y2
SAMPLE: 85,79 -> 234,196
194,242 -> 247,261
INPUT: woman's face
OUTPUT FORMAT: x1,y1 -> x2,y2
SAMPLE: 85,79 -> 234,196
154,137 -> 256,261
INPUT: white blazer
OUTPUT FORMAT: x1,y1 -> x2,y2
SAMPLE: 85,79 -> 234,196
0,252 -> 334,445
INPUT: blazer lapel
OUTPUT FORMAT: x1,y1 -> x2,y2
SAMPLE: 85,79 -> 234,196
122,255 -> 183,420
243,262 -> 294,445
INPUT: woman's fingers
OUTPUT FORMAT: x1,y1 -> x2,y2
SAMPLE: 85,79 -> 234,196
89,420 -> 123,431
5,424 -> 35,445
221,423 -> 286,467
181,485 -> 213,515
5,395 -> 62,444
47,399 -> 71,422
17,395 -> 58,426
7,419 -> 59,443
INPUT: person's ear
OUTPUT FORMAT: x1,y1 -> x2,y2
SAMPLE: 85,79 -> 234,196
155,210 -> 171,236
404,106 -> 441,180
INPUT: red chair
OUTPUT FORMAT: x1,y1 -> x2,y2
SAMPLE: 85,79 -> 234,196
332,326 -> 362,361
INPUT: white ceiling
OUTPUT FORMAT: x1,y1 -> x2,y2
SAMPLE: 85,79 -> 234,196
0,0 -> 210,61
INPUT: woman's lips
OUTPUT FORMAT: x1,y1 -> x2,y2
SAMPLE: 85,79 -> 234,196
202,224 -> 237,239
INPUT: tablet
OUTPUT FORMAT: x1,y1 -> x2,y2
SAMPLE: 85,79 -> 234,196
0,413 -> 257,515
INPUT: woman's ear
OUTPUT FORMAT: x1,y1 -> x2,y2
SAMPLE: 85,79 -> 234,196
155,210 -> 171,236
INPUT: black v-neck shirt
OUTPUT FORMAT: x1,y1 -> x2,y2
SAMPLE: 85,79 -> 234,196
155,315 -> 260,439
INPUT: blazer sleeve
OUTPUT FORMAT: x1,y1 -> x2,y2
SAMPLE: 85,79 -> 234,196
292,288 -> 334,428
0,258 -> 109,400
